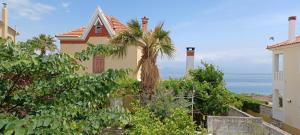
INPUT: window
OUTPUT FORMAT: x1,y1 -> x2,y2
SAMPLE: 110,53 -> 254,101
279,97 -> 283,108
274,53 -> 284,72
278,54 -> 284,71
93,55 -> 104,73
95,21 -> 102,34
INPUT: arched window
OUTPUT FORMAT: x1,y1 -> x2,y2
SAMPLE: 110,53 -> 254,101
95,21 -> 102,34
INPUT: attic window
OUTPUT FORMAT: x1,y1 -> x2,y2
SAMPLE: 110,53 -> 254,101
95,21 -> 102,34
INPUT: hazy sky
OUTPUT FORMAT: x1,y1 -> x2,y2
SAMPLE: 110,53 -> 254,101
4,0 -> 300,77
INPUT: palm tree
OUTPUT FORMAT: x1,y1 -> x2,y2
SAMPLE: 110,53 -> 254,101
110,20 -> 175,104
29,34 -> 56,55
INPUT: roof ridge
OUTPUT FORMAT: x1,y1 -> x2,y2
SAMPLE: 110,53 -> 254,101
267,36 -> 300,49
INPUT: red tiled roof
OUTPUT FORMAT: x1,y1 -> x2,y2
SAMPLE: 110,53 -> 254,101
57,16 -> 127,37
267,36 -> 300,49
57,27 -> 86,37
106,16 -> 128,33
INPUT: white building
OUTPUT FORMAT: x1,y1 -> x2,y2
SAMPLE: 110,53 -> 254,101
267,16 -> 300,133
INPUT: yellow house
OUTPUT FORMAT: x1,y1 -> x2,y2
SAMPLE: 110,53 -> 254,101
0,3 -> 18,42
56,6 -> 142,79
267,16 -> 300,133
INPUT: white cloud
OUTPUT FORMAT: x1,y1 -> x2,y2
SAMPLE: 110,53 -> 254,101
6,0 -> 55,21
61,2 -> 70,13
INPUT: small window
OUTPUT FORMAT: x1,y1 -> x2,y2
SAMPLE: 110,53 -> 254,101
279,97 -> 283,108
95,21 -> 102,34
278,54 -> 284,71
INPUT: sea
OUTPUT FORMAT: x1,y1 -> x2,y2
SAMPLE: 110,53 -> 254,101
224,73 -> 272,95
161,72 -> 272,95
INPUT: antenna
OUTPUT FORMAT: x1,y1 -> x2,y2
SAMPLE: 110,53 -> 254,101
269,36 -> 275,41
2,2 -> 7,7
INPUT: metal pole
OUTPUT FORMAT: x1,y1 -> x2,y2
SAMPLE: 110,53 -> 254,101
191,83 -> 194,120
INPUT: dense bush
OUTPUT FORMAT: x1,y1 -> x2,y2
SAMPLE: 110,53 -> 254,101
236,95 -> 262,113
148,87 -> 191,120
0,40 -> 130,134
126,105 -> 204,135
162,63 -> 239,116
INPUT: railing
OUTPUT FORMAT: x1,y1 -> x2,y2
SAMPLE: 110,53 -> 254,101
274,71 -> 284,81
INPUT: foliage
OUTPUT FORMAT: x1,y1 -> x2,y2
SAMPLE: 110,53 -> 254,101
161,78 -> 194,95
27,34 -> 57,55
236,95 -> 262,113
148,87 -> 191,120
0,39 -> 130,134
189,62 -> 224,87
77,19 -> 176,104
111,77 -> 140,97
112,20 -> 175,103
74,43 -> 125,61
126,105 -> 204,135
0,107 -> 129,134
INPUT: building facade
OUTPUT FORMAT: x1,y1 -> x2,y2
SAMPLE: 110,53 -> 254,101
56,7 -> 142,79
0,3 -> 18,42
267,16 -> 300,132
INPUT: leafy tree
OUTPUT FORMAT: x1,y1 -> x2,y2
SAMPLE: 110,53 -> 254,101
161,63 -> 239,118
27,34 -> 56,55
189,62 -> 224,87
0,39 -> 130,134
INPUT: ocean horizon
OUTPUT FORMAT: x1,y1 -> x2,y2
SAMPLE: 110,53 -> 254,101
162,73 -> 272,95
224,73 -> 272,95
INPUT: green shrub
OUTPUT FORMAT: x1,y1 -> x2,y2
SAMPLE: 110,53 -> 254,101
0,40 -> 131,134
126,105 -> 204,135
149,87 -> 190,120
236,95 -> 262,113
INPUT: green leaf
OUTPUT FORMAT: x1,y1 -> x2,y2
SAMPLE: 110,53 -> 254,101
14,128 -> 27,135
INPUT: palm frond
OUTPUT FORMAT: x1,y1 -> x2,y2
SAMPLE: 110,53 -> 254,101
111,31 -> 138,46
127,19 -> 143,38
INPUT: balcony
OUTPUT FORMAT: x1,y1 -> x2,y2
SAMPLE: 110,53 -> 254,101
274,71 -> 284,81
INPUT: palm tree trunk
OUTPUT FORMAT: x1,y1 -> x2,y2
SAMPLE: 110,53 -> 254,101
41,47 -> 46,55
140,58 -> 159,105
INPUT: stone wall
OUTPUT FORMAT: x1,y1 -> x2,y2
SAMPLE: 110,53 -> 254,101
260,104 -> 272,117
227,106 -> 253,117
207,116 -> 263,135
207,106 -> 290,135
262,122 -> 290,135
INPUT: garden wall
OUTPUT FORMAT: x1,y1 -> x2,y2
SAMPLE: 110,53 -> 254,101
207,106 -> 290,135
207,116 -> 262,135
260,104 -> 272,117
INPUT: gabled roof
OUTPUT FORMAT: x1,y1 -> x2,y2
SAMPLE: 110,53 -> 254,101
56,6 -> 127,39
267,36 -> 300,49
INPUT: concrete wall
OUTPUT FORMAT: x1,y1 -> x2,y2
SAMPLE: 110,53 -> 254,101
228,106 -> 253,117
260,104 -> 272,117
262,122 -> 291,135
207,116 -> 263,135
207,106 -> 290,135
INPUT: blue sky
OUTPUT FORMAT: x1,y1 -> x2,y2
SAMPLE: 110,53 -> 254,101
5,0 -> 300,77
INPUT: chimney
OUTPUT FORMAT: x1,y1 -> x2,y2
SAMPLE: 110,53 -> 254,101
2,3 -> 8,39
288,16 -> 296,40
141,16 -> 149,32
186,47 -> 195,75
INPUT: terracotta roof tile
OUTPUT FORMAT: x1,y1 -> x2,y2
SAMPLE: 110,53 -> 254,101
106,16 -> 128,33
57,16 -> 127,37
267,36 -> 300,49
57,27 -> 86,37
